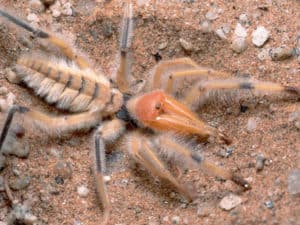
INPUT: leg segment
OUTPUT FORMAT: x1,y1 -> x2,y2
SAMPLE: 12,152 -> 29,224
92,119 -> 125,224
0,105 -> 28,152
184,79 -> 300,107
0,105 -> 102,153
151,58 -> 199,90
0,9 -> 89,69
127,133 -> 196,201
116,1 -> 133,93
165,68 -> 229,94
156,135 -> 250,189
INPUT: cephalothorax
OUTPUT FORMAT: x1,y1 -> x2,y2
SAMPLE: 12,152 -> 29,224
0,2 -> 299,224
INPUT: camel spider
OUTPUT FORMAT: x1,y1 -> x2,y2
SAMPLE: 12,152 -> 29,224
0,2 -> 299,224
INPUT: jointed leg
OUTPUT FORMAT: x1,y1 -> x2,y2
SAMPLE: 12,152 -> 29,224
157,135 -> 250,189
183,78 -> 300,107
165,68 -> 229,94
127,133 -> 196,201
0,105 -> 102,153
92,119 -> 125,224
116,1 -> 133,93
151,58 -> 199,90
0,10 -> 89,69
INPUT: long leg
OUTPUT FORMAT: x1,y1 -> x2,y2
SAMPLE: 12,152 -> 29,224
183,78 -> 300,107
156,135 -> 250,189
0,9 -> 89,69
115,1 -> 134,93
0,105 -> 102,152
126,133 -> 196,201
92,119 -> 125,225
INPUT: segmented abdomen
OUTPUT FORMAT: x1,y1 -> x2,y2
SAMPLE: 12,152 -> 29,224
16,56 -> 111,112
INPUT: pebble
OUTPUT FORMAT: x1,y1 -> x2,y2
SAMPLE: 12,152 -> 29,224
171,216 -> 180,224
200,20 -> 212,33
231,23 -> 247,53
288,169 -> 300,195
264,200 -> 274,209
246,117 -> 258,132
6,203 -> 37,225
231,38 -> 247,53
179,38 -> 193,52
10,175 -> 31,190
257,48 -> 270,61
215,28 -> 227,39
54,161 -> 73,179
4,68 -> 21,84
219,194 -> 242,211
77,185 -> 89,197
205,8 -> 219,21
158,41 -> 168,50
29,0 -> 45,12
103,175 -> 111,183
256,154 -> 266,171
26,13 -> 39,23
269,47 -> 294,61
52,9 -> 61,18
252,26 -> 270,47
234,23 -> 247,38
239,13 -> 250,26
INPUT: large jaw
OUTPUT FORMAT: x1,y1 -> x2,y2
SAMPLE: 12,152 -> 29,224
127,90 -> 231,144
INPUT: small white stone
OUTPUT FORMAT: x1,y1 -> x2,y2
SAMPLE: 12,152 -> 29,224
239,13 -> 249,26
252,26 -> 270,47
219,194 -> 242,211
179,38 -> 193,51
52,9 -> 61,18
231,37 -> 247,53
205,9 -> 219,21
171,216 -> 180,224
257,48 -> 270,61
62,8 -> 72,16
26,13 -> 39,22
288,169 -> 300,195
215,28 -> 227,39
200,20 -> 212,33
103,175 -> 111,182
29,0 -> 45,12
234,23 -> 247,38
246,117 -> 258,132
77,185 -> 89,197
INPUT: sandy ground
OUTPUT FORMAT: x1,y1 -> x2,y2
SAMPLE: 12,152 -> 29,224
0,0 -> 299,225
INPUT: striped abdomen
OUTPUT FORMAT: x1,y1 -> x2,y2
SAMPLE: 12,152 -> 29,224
16,56 -> 112,113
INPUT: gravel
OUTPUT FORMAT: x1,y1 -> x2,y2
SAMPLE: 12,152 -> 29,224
269,47 -> 295,61
77,185 -> 89,198
10,175 -> 31,191
288,169 -> 300,195
179,38 -> 194,52
219,194 -> 242,211
231,23 -> 247,53
252,26 -> 270,47
54,161 -> 73,179
264,200 -> 274,209
256,154 -> 266,172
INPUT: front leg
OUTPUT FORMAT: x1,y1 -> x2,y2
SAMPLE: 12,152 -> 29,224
0,105 -> 102,152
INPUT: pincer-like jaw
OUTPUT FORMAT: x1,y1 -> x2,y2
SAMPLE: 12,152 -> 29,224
127,90 -> 231,144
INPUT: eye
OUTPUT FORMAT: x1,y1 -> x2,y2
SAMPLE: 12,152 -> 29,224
155,102 -> 161,110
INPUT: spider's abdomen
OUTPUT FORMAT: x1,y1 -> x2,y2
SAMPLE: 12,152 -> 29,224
16,56 -> 113,113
